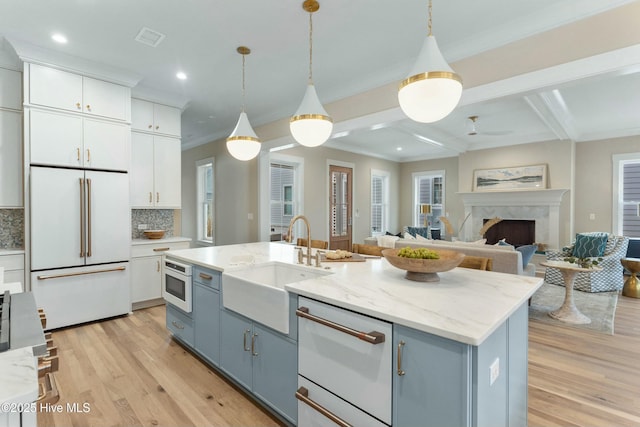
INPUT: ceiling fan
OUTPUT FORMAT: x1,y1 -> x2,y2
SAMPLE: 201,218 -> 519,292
465,115 -> 512,136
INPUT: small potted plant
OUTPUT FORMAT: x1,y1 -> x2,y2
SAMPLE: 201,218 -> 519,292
563,256 -> 603,269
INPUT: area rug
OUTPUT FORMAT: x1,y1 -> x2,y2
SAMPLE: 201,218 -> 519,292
528,282 -> 618,334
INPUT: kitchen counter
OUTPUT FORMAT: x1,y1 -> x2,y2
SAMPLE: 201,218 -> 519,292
0,347 -> 38,405
0,249 -> 24,256
131,236 -> 191,246
165,242 -> 543,345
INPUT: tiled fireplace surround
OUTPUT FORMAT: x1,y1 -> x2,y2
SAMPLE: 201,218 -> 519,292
459,189 -> 568,250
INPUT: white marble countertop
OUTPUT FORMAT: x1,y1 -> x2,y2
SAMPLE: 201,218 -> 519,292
166,242 -> 543,346
131,236 -> 192,246
0,249 -> 25,256
0,347 -> 38,405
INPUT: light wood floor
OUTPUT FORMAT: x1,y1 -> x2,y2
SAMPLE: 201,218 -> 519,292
38,296 -> 640,427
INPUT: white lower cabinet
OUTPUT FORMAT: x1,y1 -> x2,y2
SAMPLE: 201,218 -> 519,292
131,240 -> 190,308
0,252 -> 24,289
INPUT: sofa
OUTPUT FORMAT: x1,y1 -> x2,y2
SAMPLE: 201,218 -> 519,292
544,233 -> 629,292
366,236 -> 536,276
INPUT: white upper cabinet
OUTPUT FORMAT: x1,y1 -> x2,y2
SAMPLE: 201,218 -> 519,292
29,108 -> 129,171
130,132 -> 181,208
0,67 -> 23,110
0,67 -> 22,207
131,98 -> 181,137
28,63 -> 129,121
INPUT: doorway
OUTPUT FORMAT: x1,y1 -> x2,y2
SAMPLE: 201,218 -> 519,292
329,165 -> 352,250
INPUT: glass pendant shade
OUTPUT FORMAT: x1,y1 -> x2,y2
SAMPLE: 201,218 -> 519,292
290,84 -> 333,147
398,35 -> 463,123
226,111 -> 261,161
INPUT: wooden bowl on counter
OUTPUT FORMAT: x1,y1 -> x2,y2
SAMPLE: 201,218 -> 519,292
143,230 -> 165,239
382,248 -> 465,282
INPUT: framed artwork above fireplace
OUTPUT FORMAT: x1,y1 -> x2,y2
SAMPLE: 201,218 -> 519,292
473,164 -> 547,192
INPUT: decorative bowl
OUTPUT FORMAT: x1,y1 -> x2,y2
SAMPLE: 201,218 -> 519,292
381,248 -> 465,282
144,230 -> 165,239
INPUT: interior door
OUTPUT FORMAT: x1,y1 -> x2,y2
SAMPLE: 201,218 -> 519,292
329,165 -> 352,250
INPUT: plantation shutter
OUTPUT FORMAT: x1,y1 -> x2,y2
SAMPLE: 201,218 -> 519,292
623,162 -> 640,237
371,175 -> 383,234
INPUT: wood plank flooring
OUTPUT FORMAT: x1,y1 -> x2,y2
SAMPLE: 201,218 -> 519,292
38,296 -> 640,427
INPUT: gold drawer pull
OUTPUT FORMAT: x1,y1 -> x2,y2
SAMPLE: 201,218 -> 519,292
295,387 -> 352,427
153,247 -> 170,252
296,307 -> 385,344
199,272 -> 213,280
37,266 -> 126,280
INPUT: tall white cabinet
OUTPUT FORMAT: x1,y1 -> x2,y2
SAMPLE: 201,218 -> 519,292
130,98 -> 182,208
0,67 -> 23,207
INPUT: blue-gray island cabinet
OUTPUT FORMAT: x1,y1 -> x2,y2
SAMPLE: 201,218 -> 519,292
162,242 -> 542,427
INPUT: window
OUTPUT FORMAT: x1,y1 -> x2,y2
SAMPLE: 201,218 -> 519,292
371,170 -> 390,236
614,153 -> 640,237
196,158 -> 214,244
413,171 -> 445,232
270,162 -> 295,241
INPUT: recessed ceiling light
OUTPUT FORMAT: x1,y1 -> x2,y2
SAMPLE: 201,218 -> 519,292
396,146 -> 403,151
176,72 -> 187,80
51,33 -> 67,44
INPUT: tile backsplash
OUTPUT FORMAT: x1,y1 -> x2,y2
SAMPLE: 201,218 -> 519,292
131,209 -> 175,239
0,209 -> 24,249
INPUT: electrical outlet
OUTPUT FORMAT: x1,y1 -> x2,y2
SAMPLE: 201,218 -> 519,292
490,358 -> 500,386
589,213 -> 596,220
137,224 -> 148,230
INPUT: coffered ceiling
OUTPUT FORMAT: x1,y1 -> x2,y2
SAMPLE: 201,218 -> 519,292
1,0 -> 639,161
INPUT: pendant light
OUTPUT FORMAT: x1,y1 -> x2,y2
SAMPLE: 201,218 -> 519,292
227,46 -> 261,161
290,0 -> 333,147
398,0 -> 462,123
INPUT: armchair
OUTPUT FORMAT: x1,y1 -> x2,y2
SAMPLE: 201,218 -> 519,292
544,233 -> 629,292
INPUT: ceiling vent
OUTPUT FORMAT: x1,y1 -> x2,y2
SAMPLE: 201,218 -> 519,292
134,27 -> 166,47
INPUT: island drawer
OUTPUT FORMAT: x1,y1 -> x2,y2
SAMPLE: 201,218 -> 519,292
297,376 -> 387,427
166,303 -> 194,347
297,297 -> 392,425
131,241 -> 190,258
193,266 -> 220,290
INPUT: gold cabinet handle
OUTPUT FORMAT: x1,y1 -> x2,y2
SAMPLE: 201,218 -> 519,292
37,266 -> 126,280
86,104 -> 91,111
149,192 -> 153,203
76,102 -> 81,110
295,387 -> 352,427
37,373 -> 60,404
199,272 -> 213,280
157,260 -> 160,272
171,320 -> 184,330
296,306 -> 385,344
397,340 -> 406,376
153,247 -> 170,252
77,147 -> 80,161
243,329 -> 251,351
148,124 -> 153,129
251,333 -> 259,356
79,178 -> 85,257
156,125 -> 160,130
86,149 -> 91,163
86,178 -> 92,257
156,192 -> 160,203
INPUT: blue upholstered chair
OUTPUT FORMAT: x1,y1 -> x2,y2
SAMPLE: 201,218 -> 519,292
544,233 -> 629,292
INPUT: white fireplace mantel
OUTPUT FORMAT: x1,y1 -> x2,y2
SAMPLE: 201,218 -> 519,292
458,189 -> 569,249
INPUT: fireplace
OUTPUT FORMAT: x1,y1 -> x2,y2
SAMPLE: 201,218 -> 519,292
459,189 -> 569,250
483,219 -> 535,247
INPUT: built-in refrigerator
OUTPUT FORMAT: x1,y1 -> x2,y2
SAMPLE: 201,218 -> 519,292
30,166 -> 130,330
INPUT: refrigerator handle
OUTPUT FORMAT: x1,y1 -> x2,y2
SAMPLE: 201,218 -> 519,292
79,178 -> 85,258
87,178 -> 92,257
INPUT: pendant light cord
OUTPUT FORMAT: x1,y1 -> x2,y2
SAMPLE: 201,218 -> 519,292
427,0 -> 433,36
308,12 -> 314,83
241,53 -> 246,112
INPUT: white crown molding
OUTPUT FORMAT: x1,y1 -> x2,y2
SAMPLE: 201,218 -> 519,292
0,37 -> 21,70
131,84 -> 190,110
5,37 -> 141,87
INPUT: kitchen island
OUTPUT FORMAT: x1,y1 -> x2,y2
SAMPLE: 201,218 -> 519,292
165,242 -> 543,427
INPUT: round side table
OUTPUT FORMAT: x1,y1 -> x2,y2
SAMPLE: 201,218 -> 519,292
540,261 -> 602,324
621,258 -> 640,298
